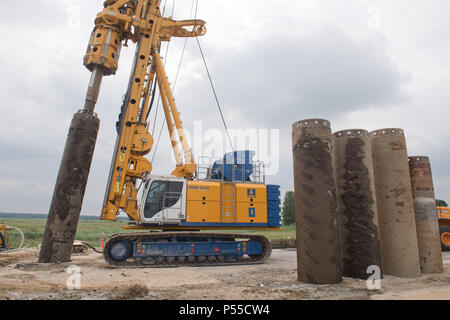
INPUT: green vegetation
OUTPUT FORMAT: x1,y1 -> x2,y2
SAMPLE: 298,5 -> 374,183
0,218 -> 296,249
282,191 -> 295,226
0,218 -> 130,248
436,199 -> 448,207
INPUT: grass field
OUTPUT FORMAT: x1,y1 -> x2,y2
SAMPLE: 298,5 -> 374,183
0,218 -> 296,249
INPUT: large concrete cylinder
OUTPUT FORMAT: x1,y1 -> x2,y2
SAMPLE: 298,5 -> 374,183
370,128 -> 421,278
408,156 -> 444,274
333,129 -> 382,280
292,119 -> 342,284
38,111 -> 100,263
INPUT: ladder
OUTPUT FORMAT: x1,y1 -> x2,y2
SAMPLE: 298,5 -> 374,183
221,183 -> 236,222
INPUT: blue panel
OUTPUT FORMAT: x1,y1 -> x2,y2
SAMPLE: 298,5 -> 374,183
181,222 -> 269,228
267,209 -> 281,218
266,185 -> 281,227
211,150 -> 255,182
267,185 -> 280,193
268,221 -> 282,228
267,201 -> 281,210
268,217 -> 282,227
245,241 -> 263,255
267,192 -> 281,201
133,240 -> 262,258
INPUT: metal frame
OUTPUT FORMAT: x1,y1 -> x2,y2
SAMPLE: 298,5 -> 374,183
195,155 -> 266,184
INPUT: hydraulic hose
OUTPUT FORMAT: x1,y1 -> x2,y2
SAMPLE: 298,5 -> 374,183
0,225 -> 25,252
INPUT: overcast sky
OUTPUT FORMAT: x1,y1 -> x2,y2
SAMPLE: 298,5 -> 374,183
1,0 -> 449,216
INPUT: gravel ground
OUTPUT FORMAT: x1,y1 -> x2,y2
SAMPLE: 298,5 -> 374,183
0,249 -> 449,300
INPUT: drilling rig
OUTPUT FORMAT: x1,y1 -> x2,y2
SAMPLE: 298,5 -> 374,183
40,0 -> 282,266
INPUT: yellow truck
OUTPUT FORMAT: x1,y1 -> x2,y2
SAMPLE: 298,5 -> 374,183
437,207 -> 450,251
0,224 -> 7,250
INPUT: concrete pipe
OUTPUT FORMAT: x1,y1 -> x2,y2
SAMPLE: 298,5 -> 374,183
292,119 -> 342,284
370,128 -> 421,278
408,156 -> 443,274
333,129 -> 382,280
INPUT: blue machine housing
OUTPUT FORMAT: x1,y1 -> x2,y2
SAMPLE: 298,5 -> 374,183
267,185 -> 282,227
211,150 -> 255,182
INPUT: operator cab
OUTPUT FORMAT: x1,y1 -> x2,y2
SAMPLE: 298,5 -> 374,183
140,175 -> 187,225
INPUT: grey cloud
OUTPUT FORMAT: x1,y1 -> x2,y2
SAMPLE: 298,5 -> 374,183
0,1 -> 67,26
209,25 -> 408,128
140,21 -> 412,203
1,1 -> 449,214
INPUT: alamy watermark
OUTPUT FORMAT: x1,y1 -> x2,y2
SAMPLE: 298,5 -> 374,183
66,265 -> 81,290
366,265 -> 382,290
166,121 -> 280,176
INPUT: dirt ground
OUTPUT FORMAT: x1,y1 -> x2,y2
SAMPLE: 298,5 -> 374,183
0,249 -> 449,300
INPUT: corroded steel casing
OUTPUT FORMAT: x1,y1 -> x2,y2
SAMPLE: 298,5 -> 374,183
370,128 -> 421,278
408,156 -> 443,274
333,129 -> 382,280
38,111 -> 100,263
292,119 -> 342,284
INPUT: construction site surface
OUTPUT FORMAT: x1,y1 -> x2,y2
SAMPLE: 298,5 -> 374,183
1,248 -> 449,300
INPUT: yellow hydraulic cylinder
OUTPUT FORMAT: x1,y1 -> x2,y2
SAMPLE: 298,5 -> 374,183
154,52 -> 197,178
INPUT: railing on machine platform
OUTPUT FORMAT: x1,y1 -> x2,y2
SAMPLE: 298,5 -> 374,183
195,155 -> 265,184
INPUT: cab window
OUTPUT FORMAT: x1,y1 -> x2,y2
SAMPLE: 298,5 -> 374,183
144,180 -> 183,219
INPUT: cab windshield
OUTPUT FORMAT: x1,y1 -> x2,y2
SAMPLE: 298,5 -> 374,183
143,180 -> 183,219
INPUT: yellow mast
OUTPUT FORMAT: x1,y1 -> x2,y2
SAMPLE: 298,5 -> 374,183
82,0 -> 206,221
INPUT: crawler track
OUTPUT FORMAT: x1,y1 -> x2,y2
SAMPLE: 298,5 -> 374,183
103,232 -> 272,268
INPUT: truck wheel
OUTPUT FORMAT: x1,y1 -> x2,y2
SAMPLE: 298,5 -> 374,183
440,225 -> 450,252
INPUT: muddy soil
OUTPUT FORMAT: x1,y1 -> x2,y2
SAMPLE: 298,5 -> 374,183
337,136 -> 382,279
0,249 -> 449,300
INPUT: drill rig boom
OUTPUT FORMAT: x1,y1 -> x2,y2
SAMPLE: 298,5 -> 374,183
83,0 -> 205,222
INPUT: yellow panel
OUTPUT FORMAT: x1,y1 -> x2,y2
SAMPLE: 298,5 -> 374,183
187,181 -> 221,202
437,206 -> 450,219
236,202 -> 268,224
186,201 -> 221,223
235,183 -> 267,203
0,225 -> 5,246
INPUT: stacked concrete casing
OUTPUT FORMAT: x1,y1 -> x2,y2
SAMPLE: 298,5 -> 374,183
408,156 -> 444,274
370,129 -> 421,278
292,119 -> 342,284
333,129 -> 382,280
